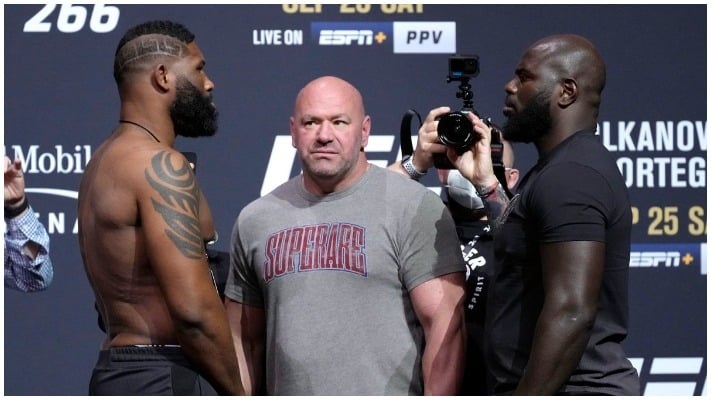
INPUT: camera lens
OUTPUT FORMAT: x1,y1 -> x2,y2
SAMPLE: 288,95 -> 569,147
437,112 -> 476,152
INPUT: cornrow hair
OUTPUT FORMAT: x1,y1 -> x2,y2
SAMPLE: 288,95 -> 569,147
113,20 -> 195,84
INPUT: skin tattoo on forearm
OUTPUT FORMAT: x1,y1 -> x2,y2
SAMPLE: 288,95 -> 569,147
145,151 -> 204,259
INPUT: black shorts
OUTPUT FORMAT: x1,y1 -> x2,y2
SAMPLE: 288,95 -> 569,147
89,346 -> 217,395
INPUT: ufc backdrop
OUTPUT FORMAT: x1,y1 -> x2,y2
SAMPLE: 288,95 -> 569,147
2,3 -> 707,395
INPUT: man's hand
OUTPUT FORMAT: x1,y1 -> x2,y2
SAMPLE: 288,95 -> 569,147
410,106 -> 451,172
448,113 -> 499,190
5,156 -> 26,207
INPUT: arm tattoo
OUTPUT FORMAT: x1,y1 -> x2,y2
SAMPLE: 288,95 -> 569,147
485,184 -> 512,232
145,151 -> 204,259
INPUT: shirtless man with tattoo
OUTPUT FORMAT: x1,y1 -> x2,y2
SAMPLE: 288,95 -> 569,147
77,20 -> 243,395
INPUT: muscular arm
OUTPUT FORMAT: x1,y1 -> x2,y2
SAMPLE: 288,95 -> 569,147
514,240 -> 604,395
141,151 -> 243,395
410,272 -> 467,395
225,299 -> 266,395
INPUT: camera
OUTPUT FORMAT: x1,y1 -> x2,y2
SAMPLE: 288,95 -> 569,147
398,54 -> 511,197
447,54 -> 480,81
434,54 -> 497,169
437,111 -> 476,154
437,55 -> 480,154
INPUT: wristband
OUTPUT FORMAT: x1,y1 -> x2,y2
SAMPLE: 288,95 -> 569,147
5,196 -> 29,218
476,181 -> 500,199
401,155 -> 427,181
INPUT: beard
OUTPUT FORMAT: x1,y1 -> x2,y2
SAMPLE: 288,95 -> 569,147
170,77 -> 218,138
502,90 -> 553,144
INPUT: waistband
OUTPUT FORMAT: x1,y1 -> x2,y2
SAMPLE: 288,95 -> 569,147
100,345 -> 185,362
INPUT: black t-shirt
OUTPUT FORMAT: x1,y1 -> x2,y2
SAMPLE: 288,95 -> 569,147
452,217 -> 493,395
456,218 -> 494,325
484,131 -> 640,395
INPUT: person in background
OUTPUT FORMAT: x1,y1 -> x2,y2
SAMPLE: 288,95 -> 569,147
224,75 -> 467,395
389,113 -> 519,394
4,155 -> 54,292
447,33 -> 640,395
77,20 -> 243,395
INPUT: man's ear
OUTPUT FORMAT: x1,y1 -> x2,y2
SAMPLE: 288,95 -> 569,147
289,117 -> 299,148
153,64 -> 170,92
559,78 -> 577,107
360,115 -> 371,149
506,168 -> 520,189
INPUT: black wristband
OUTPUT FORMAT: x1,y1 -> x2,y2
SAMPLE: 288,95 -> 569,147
5,196 -> 29,219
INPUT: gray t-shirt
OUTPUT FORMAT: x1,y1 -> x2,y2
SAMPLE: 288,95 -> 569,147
224,165 -> 464,395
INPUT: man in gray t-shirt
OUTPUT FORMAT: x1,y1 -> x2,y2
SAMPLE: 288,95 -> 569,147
224,76 -> 466,395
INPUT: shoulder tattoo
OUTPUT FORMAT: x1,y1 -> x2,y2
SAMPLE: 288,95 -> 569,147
145,151 -> 204,259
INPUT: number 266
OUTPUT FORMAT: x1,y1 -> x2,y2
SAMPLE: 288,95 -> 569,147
24,4 -> 120,33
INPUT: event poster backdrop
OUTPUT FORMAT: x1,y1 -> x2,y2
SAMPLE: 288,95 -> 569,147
3,3 -> 707,395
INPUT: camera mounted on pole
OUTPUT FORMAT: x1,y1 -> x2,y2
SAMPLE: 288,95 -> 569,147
399,54 -> 511,198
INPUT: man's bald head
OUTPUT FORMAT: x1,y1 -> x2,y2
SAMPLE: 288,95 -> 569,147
294,75 -> 366,118
528,34 -> 606,110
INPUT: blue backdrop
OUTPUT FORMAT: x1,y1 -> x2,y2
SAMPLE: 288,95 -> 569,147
3,4 -> 707,395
